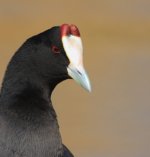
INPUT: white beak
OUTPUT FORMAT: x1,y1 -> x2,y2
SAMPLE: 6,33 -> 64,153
62,34 -> 91,92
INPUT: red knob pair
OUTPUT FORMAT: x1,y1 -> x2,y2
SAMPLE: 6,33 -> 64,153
60,24 -> 80,37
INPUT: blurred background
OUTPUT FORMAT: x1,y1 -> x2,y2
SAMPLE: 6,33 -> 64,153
0,0 -> 150,157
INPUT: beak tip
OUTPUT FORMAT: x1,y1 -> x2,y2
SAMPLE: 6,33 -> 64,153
86,88 -> 92,93
67,66 -> 92,93
84,82 -> 92,93
88,87 -> 92,93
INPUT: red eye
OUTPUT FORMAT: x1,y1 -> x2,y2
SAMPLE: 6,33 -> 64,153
51,45 -> 60,54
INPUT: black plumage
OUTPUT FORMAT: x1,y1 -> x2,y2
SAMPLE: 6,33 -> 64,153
0,24 -> 91,157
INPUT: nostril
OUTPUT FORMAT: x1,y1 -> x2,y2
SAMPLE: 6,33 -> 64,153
77,70 -> 82,76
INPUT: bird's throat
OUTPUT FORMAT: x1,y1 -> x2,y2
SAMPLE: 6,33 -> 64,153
0,75 -> 64,157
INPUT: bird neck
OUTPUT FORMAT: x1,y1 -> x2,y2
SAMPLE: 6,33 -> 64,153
0,71 -> 58,121
0,73 -> 64,157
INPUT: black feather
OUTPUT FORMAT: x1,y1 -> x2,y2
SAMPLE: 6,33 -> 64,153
0,26 -> 73,157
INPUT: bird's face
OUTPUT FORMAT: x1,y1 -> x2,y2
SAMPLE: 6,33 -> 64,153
32,24 -> 91,92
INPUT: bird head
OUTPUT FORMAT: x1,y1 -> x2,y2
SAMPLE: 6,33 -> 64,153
10,24 -> 91,92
